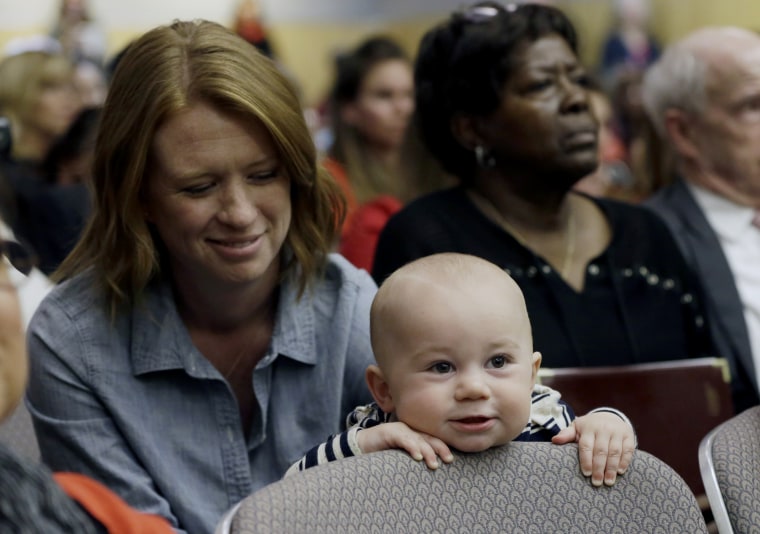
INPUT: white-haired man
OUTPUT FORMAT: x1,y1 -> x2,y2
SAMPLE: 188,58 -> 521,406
643,26 -> 760,412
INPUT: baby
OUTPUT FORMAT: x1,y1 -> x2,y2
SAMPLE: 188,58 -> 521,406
288,253 -> 636,486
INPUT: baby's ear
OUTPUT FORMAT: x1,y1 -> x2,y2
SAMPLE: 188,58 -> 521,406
530,351 -> 542,384
365,365 -> 395,413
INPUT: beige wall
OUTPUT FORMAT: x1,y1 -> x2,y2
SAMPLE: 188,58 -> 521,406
268,22 -> 383,107
563,0 -> 760,68
3,1 -> 760,107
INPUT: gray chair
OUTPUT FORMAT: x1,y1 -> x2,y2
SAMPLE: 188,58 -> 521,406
217,442 -> 707,534
699,406 -> 760,534
0,400 -> 41,462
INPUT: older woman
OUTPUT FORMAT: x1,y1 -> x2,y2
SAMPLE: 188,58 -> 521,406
26,20 -> 377,534
373,2 -> 713,368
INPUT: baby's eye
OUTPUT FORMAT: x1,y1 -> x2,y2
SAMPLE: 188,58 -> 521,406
430,362 -> 453,374
488,354 -> 508,369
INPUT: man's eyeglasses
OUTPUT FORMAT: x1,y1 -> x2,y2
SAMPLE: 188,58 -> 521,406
0,239 -> 35,288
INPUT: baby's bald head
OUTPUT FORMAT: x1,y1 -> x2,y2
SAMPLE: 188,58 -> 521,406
370,253 -> 531,370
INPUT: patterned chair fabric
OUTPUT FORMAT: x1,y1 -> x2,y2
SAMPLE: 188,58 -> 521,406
700,406 -> 760,534
219,442 -> 707,534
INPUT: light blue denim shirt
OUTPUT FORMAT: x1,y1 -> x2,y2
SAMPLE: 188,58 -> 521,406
26,253 -> 377,534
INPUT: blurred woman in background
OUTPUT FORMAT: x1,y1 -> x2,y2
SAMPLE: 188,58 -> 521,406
325,36 -> 449,270
0,50 -> 81,257
0,51 -> 80,166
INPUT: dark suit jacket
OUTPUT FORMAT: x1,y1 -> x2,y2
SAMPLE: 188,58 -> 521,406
646,179 -> 759,412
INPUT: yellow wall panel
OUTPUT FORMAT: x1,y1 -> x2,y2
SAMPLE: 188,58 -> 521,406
5,1 -> 760,110
267,22 -> 382,107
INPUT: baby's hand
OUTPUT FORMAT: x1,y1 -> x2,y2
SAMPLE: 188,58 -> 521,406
551,411 -> 635,487
357,422 -> 454,469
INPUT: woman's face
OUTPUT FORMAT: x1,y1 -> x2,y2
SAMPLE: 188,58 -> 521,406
476,34 -> 599,182
26,76 -> 81,140
343,58 -> 414,151
144,100 -> 291,294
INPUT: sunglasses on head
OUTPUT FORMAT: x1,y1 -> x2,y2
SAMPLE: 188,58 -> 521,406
461,2 -> 520,23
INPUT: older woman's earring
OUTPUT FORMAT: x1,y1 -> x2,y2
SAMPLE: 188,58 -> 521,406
475,145 -> 496,168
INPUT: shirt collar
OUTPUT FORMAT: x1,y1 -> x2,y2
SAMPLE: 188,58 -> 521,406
130,267 -> 317,376
687,182 -> 757,243
130,279 -> 204,376
270,268 -> 317,366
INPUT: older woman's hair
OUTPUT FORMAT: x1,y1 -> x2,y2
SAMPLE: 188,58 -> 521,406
0,51 -> 74,139
56,19 -> 344,312
329,36 -> 411,203
415,2 -> 578,179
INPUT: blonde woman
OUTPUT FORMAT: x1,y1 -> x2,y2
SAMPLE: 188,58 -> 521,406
0,51 -> 80,251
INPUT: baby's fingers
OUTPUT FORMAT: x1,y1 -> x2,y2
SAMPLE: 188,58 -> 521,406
601,435 -> 623,486
421,434 -> 454,466
397,433 -> 443,469
601,434 -> 636,485
577,431 -> 606,486
616,436 -> 636,475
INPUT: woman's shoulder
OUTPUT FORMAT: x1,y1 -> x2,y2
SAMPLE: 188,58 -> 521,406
278,254 -> 375,344
594,195 -> 673,232
322,253 -> 378,292
383,187 -> 468,231
403,185 -> 466,210
592,195 -> 690,267
33,270 -> 109,325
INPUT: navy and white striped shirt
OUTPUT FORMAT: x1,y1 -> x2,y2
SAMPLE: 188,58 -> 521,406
286,384 -> 595,476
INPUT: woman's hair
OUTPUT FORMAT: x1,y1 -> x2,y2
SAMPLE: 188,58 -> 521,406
0,51 -> 74,140
56,19 -> 344,313
328,36 -> 414,203
43,106 -> 101,184
414,2 -> 578,180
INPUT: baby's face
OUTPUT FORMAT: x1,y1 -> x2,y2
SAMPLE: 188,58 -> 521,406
380,277 -> 539,452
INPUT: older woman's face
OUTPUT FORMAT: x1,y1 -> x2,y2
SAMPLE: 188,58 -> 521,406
477,34 -> 598,182
144,100 -> 291,293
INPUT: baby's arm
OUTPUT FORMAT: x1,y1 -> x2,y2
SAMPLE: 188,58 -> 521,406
356,421 -> 453,469
284,404 -> 452,477
284,427 -> 363,477
529,385 -> 636,487
552,409 -> 636,487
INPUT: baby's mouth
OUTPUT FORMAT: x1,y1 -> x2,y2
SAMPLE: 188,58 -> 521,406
455,416 -> 490,424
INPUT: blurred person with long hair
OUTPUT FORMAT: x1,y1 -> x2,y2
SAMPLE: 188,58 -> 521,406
326,36 -> 449,270
0,50 -> 81,254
